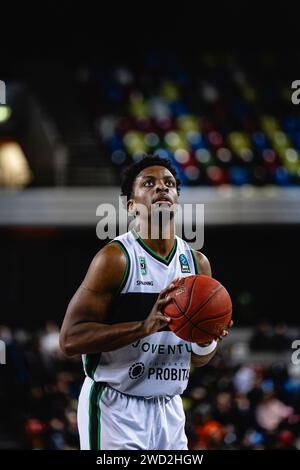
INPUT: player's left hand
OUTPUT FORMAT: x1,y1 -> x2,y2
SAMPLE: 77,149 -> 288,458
219,320 -> 233,340
197,320 -> 233,347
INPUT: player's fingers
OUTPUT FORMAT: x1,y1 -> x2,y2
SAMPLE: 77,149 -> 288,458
219,321 -> 233,338
166,277 -> 180,291
157,296 -> 172,307
157,311 -> 171,322
158,278 -> 179,298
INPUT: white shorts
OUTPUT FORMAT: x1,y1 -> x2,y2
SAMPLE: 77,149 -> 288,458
77,377 -> 188,450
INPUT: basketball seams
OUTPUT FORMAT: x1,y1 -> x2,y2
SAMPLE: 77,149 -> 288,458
171,276 -> 198,316
177,310 -> 231,341
165,275 -> 232,342
190,312 -> 232,341
192,309 -> 232,325
172,282 -> 223,326
165,276 -> 198,320
171,297 -> 185,317
184,276 -> 199,314
172,282 -> 230,341
189,283 -> 223,321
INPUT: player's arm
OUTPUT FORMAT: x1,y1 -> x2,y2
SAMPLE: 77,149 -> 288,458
194,250 -> 212,277
59,243 -> 175,356
191,250 -> 217,367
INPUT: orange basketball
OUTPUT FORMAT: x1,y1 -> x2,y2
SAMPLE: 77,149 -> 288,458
163,275 -> 232,343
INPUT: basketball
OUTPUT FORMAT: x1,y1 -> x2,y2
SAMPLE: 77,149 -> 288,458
163,275 -> 232,343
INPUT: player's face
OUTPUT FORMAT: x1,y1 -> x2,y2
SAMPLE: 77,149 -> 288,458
128,166 -> 179,218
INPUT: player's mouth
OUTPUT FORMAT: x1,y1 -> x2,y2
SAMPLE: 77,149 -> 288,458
152,195 -> 173,206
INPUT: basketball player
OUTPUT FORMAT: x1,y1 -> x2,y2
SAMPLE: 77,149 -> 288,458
59,155 -> 231,450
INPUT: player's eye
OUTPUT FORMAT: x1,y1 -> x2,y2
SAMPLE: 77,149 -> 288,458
143,180 -> 154,186
166,180 -> 175,186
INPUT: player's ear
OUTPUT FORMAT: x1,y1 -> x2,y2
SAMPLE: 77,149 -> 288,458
127,198 -> 136,216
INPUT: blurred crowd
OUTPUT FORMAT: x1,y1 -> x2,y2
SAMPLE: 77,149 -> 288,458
0,322 -> 300,450
185,352 -> 300,449
0,323 -> 80,450
249,320 -> 295,352
79,51 -> 300,187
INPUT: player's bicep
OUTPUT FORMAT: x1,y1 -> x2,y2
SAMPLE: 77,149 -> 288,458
66,284 -> 113,325
63,243 -> 126,326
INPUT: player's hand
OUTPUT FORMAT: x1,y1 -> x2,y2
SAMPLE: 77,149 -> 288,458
219,320 -> 233,340
142,278 -> 179,336
197,320 -> 234,347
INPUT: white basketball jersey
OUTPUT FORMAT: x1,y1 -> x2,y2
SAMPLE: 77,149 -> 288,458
82,229 -> 200,397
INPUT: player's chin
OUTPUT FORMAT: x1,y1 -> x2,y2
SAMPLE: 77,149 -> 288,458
151,206 -> 176,219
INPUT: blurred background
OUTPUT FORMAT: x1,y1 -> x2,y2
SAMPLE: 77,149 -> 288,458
0,1 -> 300,450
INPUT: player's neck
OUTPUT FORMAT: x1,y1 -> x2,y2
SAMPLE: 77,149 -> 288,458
134,220 -> 175,259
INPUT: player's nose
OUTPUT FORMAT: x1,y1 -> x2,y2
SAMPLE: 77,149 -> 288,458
155,180 -> 169,192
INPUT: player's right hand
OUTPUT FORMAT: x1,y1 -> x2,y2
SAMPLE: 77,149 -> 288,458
142,278 -> 180,336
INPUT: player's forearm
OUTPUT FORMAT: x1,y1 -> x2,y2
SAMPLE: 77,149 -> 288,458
190,341 -> 218,367
191,348 -> 217,367
59,320 -> 147,356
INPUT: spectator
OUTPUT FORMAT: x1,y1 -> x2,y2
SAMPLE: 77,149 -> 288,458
249,320 -> 273,351
270,322 -> 290,352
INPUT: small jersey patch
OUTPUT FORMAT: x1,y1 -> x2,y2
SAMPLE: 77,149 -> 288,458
139,256 -> 147,275
179,254 -> 191,273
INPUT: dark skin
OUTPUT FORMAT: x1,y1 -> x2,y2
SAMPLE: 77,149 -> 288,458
60,166 -> 231,366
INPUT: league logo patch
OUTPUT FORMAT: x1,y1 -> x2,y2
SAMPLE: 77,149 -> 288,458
179,254 -> 191,273
139,256 -> 147,275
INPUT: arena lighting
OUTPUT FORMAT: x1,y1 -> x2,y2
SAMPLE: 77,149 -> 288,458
111,150 -> 126,165
186,131 -> 202,146
174,148 -> 190,164
153,148 -> 169,159
132,151 -> 145,162
228,132 -> 251,152
273,130 -> 289,147
252,132 -> 268,149
217,147 -> 232,163
262,149 -> 276,164
177,115 -> 200,132
207,165 -> 227,185
201,83 -> 219,103
283,149 -> 300,174
160,81 -> 179,102
0,141 -> 32,188
285,148 -> 298,163
238,148 -> 254,163
195,148 -> 211,164
184,165 -> 200,181
144,132 -> 159,148
123,131 -> 145,153
0,106 -> 12,123
165,131 -> 180,147
261,115 -> 279,134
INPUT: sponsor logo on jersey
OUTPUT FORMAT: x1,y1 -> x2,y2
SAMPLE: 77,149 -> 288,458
136,280 -> 154,286
179,254 -> 191,273
132,340 -> 192,354
138,256 -> 147,275
129,362 -> 145,379
148,367 -> 190,381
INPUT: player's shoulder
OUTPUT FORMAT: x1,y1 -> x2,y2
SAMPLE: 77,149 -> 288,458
91,237 -> 128,274
192,249 -> 212,276
83,240 -> 128,292
176,236 -> 212,276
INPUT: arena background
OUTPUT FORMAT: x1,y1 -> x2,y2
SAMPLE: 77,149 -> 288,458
0,2 -> 300,450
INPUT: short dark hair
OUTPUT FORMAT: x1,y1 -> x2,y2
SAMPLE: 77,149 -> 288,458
121,155 -> 181,199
